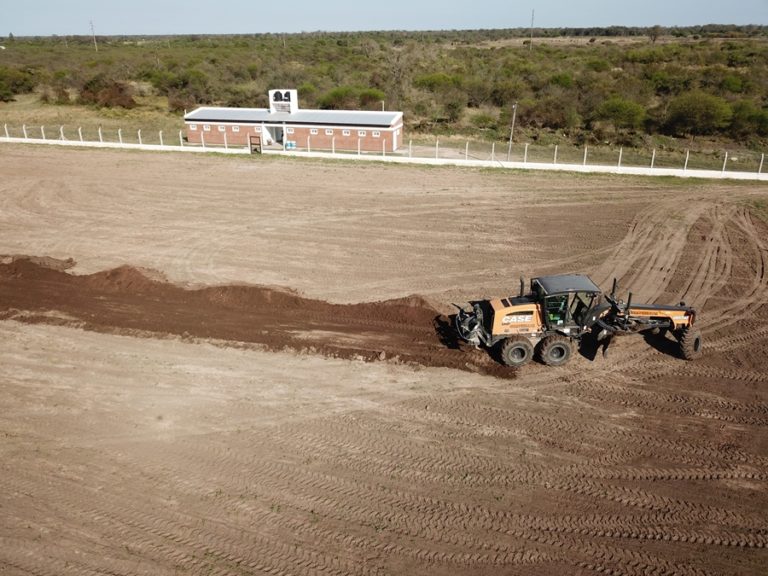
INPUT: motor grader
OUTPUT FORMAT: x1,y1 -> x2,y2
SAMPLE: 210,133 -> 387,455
454,274 -> 702,367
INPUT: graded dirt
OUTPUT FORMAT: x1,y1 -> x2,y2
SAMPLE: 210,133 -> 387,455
0,146 -> 767,576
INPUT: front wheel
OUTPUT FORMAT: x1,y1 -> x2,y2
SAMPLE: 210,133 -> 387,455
538,335 -> 574,367
499,336 -> 534,368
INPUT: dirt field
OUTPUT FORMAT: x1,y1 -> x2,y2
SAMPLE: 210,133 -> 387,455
1,145 -> 767,576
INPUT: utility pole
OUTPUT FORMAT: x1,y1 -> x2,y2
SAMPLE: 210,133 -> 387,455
529,9 -> 535,52
90,20 -> 98,52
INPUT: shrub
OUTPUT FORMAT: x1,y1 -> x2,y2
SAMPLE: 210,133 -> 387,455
414,72 -> 460,92
730,100 -> 768,137
0,65 -> 37,102
470,112 -> 497,129
79,74 -> 136,108
595,97 -> 646,131
318,86 -> 358,109
550,72 -> 574,89
358,87 -> 385,108
665,91 -> 732,136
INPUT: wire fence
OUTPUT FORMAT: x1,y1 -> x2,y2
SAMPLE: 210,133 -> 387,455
403,138 -> 767,175
2,122 -> 766,180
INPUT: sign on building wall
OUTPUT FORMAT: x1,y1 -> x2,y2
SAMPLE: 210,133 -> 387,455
269,89 -> 299,114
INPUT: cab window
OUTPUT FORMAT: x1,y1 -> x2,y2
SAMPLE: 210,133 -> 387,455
569,292 -> 594,326
545,295 -> 568,325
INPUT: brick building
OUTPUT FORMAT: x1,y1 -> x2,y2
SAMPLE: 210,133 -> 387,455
184,89 -> 403,153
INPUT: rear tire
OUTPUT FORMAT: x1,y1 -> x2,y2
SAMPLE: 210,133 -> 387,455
679,326 -> 703,360
499,336 -> 534,368
539,335 -> 574,367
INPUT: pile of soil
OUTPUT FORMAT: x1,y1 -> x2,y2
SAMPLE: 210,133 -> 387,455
0,257 -> 512,378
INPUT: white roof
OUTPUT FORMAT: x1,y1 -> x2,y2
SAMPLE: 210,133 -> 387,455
185,106 -> 402,128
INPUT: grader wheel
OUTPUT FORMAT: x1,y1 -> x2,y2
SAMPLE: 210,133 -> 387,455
538,334 -> 574,367
499,336 -> 534,367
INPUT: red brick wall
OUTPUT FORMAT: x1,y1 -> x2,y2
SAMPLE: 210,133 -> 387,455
186,122 -> 402,152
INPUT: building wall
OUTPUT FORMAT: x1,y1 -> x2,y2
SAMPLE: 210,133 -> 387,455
186,122 -> 402,152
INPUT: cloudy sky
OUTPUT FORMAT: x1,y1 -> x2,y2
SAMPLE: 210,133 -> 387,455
2,0 -> 767,36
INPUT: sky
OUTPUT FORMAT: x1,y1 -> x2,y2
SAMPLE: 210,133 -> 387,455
2,0 -> 767,36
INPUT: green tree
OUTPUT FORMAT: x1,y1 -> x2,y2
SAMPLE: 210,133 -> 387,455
665,91 -> 732,136
413,72 -> 460,92
595,97 -> 646,131
358,87 -> 385,109
318,86 -> 359,109
0,66 -> 38,102
730,100 -> 768,137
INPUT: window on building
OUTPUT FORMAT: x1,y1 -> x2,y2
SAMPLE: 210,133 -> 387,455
232,125 -> 240,132
189,124 -> 198,131
286,127 -> 295,134
342,129 -> 350,136
203,125 -> 211,132
310,128 -> 318,135
218,125 -> 226,132
358,130 -> 367,137
325,128 -> 334,136
372,131 -> 381,138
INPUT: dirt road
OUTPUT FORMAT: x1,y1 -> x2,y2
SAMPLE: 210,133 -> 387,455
1,146 -> 767,575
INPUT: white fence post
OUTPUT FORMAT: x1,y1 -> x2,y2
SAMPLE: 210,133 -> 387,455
759,153 -> 765,174
4,124 -> 8,139
159,131 -> 163,147
618,147 -> 623,168
409,140 -> 412,158
583,146 -> 588,166
651,149 -> 656,168
201,132 -> 205,149
118,128 -> 123,144
491,142 -> 495,162
307,136 -> 310,153
357,138 -> 361,156
98,126 -> 103,143
465,142 -> 469,161
382,139 -> 386,157
41,126 -> 46,140
722,151 -> 728,173
684,149 -> 690,171
23,124 -> 27,139
435,139 -> 439,160
78,127 -> 83,142
523,143 -> 529,164
553,145 -> 558,164
332,136 -> 335,155
179,130 -> 183,147
224,131 -> 228,150
59,125 -> 65,140
137,129 -> 142,146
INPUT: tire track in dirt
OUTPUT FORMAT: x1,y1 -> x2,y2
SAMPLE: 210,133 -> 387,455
673,205 -> 734,310
697,210 -> 768,332
2,466 -> 376,576
110,444 -> 733,575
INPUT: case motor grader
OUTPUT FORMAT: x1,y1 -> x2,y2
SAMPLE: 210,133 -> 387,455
455,274 -> 702,367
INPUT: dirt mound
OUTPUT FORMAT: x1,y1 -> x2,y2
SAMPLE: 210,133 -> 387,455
83,265 -> 166,294
0,257 -> 511,378
0,254 -> 76,272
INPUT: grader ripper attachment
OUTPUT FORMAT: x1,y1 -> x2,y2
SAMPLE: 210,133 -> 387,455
455,274 -> 702,368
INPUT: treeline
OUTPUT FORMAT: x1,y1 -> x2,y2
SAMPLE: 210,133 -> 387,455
1,26 -> 767,147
